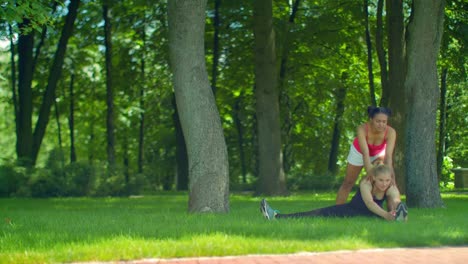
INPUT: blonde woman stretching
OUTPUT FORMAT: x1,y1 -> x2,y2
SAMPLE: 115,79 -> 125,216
261,164 -> 408,221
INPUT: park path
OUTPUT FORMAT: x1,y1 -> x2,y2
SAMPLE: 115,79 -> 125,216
80,246 -> 468,264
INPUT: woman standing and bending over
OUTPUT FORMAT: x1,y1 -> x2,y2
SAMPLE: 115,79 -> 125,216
260,164 -> 408,221
336,106 -> 396,206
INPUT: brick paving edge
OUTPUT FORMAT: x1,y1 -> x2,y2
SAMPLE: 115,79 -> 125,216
75,245 -> 468,264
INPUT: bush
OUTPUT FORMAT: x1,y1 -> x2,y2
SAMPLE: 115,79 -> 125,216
440,156 -> 455,189
0,164 -> 24,197
29,168 -> 64,197
90,164 -> 127,197
62,162 -> 95,196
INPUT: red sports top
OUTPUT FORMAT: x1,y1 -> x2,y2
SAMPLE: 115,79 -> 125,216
352,124 -> 389,156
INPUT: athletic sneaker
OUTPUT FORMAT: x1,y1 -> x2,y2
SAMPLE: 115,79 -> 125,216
260,199 -> 278,220
395,202 -> 408,222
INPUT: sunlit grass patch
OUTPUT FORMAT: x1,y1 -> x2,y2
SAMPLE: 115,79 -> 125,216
1,192 -> 467,263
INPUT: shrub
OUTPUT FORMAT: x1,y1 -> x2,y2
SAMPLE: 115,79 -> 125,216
29,168 -> 64,197
0,163 -> 31,197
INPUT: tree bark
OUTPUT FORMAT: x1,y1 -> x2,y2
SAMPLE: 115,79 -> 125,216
172,95 -> 189,191
233,96 -> 247,183
16,20 -> 34,167
279,0 -> 300,174
404,0 -> 445,208
54,91 -> 64,167
253,0 -> 288,196
103,0 -> 116,168
9,24 -> 19,134
123,135 -> 130,192
386,0 -> 407,193
68,73 -> 77,163
168,0 -> 230,213
364,0 -> 376,106
437,68 -> 448,180
375,0 -> 389,106
328,73 -> 347,175
210,0 -> 221,95
30,0 -> 80,164
138,26 -> 146,174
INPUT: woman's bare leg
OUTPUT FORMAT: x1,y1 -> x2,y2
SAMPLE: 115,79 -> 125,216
336,163 -> 363,204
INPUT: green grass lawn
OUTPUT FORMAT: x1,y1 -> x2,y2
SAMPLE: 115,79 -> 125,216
1,192 -> 467,264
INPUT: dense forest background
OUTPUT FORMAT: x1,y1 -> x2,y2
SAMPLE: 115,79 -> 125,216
0,0 -> 466,204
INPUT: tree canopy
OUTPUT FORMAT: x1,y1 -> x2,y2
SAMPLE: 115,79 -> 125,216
0,0 -> 466,204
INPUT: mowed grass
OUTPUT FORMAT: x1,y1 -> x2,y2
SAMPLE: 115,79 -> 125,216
1,192 -> 467,264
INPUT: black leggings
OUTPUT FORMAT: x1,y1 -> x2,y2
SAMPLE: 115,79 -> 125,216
275,203 -> 377,219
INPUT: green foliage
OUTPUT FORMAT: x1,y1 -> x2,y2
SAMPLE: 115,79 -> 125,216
286,166 -> 340,191
0,193 -> 467,263
0,0 -> 58,36
440,156 -> 455,190
0,0 -> 466,196
0,164 -> 27,197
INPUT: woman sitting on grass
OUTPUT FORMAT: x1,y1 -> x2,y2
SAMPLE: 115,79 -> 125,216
260,164 -> 408,221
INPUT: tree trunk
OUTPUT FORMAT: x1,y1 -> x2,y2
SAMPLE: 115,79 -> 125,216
210,0 -> 221,95
279,0 -> 300,174
233,96 -> 247,183
386,0 -> 407,193
54,92 -> 64,168
328,73 -> 347,175
172,95 -> 189,191
364,0 -> 376,106
32,2 -> 58,72
253,0 -> 288,196
103,0 -> 116,168
404,0 -> 445,208
375,0 -> 389,106
16,20 -> 34,167
9,24 -> 19,133
88,86 -> 96,164
437,68 -> 448,180
123,135 -> 130,192
168,0 -> 229,213
68,73 -> 77,163
138,26 -> 146,174
30,0 -> 80,164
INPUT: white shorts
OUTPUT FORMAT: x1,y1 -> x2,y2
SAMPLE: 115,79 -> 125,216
346,143 -> 386,166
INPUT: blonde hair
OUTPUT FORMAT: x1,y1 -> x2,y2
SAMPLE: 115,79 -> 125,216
371,164 -> 392,177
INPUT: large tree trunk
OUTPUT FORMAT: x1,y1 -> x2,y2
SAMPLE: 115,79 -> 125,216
404,0 -> 445,208
386,0 -> 407,193
103,0 -> 116,168
253,0 -> 288,196
364,0 -> 376,106
168,0 -> 229,213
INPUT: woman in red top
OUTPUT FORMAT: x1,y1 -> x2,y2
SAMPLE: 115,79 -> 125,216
336,106 -> 397,207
